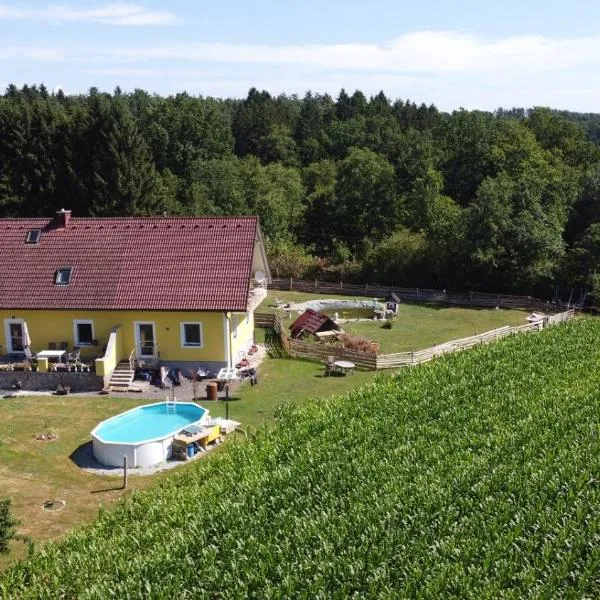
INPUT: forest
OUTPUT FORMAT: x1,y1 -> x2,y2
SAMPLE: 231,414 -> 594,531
2,83 -> 600,302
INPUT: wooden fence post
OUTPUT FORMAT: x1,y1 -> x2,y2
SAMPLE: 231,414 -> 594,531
365,283 -> 368,296
289,277 -> 293,291
340,281 -> 343,290
315,279 -> 318,289
122,455 -> 128,489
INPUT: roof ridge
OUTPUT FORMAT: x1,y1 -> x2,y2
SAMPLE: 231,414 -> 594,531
0,215 -> 259,221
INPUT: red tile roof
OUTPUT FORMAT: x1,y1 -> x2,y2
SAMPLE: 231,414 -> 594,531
290,309 -> 340,338
0,216 -> 260,312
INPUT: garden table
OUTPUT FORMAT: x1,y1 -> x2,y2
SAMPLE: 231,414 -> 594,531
334,360 -> 355,375
36,349 -> 66,362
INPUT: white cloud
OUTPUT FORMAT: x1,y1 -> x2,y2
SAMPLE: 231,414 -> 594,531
0,47 -> 66,61
84,67 -> 162,76
110,31 -> 600,74
0,3 -> 176,25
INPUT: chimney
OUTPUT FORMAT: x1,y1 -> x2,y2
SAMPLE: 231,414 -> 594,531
55,208 -> 72,228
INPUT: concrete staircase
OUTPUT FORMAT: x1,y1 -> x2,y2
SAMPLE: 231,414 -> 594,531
108,361 -> 135,393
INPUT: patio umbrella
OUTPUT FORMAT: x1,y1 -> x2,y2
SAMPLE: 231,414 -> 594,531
22,321 -> 32,358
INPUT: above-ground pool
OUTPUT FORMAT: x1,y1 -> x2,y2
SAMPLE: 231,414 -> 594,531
91,402 -> 209,468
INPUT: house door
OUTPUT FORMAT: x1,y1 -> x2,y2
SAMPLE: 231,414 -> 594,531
135,322 -> 156,358
5,320 -> 24,353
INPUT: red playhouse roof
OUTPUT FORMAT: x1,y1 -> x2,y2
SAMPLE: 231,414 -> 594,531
0,214 -> 261,312
289,308 -> 340,338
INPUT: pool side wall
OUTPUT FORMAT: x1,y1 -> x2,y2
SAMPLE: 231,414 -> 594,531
93,436 -> 174,468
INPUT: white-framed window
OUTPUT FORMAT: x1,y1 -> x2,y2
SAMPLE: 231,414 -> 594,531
73,320 -> 94,346
180,322 -> 203,348
55,267 -> 72,285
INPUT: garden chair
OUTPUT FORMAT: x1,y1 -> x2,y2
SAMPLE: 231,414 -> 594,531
324,356 -> 337,377
67,346 -> 81,363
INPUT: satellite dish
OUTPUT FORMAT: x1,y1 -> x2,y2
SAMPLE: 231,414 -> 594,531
254,270 -> 266,284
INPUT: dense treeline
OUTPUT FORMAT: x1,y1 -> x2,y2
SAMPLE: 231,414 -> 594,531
2,83 -> 600,301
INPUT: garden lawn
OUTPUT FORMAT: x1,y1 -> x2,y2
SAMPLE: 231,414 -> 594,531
198,358 -> 377,429
344,304 -> 527,353
261,290 -> 528,353
0,395 -> 160,568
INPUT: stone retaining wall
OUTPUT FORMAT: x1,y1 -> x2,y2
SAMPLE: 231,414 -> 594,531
0,370 -> 104,393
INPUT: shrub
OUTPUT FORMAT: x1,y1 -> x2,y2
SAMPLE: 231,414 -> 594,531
0,498 -> 18,554
338,332 -> 379,354
381,319 -> 393,329
363,227 -> 427,285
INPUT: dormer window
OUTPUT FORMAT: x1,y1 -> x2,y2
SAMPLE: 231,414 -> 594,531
55,267 -> 72,285
25,230 -> 41,244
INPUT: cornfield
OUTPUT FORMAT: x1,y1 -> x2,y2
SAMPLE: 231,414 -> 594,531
2,318 -> 600,598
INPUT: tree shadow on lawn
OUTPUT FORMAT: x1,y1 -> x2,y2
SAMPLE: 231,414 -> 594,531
90,484 -> 124,494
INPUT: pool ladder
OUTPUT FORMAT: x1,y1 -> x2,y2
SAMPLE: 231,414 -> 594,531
166,398 -> 177,413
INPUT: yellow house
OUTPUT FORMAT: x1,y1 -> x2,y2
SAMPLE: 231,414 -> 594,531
0,210 -> 270,389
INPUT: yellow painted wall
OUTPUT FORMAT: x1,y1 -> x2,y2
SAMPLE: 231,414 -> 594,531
230,310 -> 255,362
0,310 -> 226,364
95,326 -> 121,378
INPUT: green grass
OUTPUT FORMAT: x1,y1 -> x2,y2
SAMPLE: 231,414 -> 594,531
261,291 -> 528,353
197,358 -> 377,429
2,319 -> 599,597
0,395 -> 162,569
344,304 -> 527,353
0,292 -> 537,571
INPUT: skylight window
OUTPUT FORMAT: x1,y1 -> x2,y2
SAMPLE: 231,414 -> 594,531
55,267 -> 72,285
25,230 -> 41,244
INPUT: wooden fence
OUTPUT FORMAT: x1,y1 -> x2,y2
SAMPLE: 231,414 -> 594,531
255,309 -> 575,371
269,278 -> 567,313
287,339 -> 377,370
546,310 -> 575,325
255,312 -> 376,369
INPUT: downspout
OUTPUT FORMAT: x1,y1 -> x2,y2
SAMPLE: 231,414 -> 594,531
224,312 -> 232,369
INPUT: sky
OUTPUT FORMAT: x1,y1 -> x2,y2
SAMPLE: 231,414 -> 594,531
2,0 -> 600,111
